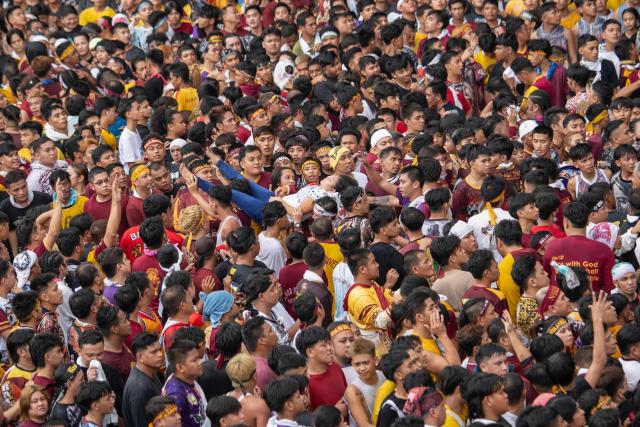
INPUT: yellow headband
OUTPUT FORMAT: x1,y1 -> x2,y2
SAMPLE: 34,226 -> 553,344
301,159 -> 320,172
329,323 -> 352,337
315,146 -> 331,156
250,108 -> 266,121
208,35 -> 223,43
530,50 -> 548,57
59,44 -> 76,61
586,110 -> 608,136
263,95 -> 278,109
149,405 -> 177,426
131,165 -> 150,182
485,190 -> 506,226
546,318 -> 568,335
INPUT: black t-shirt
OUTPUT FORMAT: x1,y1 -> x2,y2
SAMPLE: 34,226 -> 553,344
370,242 -> 406,289
0,191 -> 52,230
377,393 -> 406,427
198,360 -> 234,400
122,367 -> 164,427
49,402 -> 83,427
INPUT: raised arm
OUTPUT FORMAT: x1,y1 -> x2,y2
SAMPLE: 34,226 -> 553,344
42,179 -> 63,251
361,161 -> 398,196
585,291 -> 607,389
502,311 -> 532,362
103,175 -> 122,248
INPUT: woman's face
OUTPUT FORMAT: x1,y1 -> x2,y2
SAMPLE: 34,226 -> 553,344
9,34 -> 24,53
139,3 -> 152,20
28,391 -> 49,419
278,168 -> 296,187
623,12 -> 637,32
168,9 -> 181,25
556,323 -> 574,348
69,167 -> 83,187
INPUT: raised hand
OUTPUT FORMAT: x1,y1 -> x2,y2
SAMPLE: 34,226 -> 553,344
428,312 -> 447,337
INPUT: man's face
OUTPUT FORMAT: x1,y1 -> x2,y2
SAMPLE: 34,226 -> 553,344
450,2 -> 465,18
565,119 -> 586,136
611,123 -> 633,145
151,166 -> 172,192
134,61 -> 148,80
412,252 -> 435,278
379,152 -> 402,175
364,252 -> 379,280
115,308 -> 132,336
79,341 -> 104,363
425,13 -> 442,33
36,140 -> 58,166
42,280 -> 64,306
603,22 -> 621,44
246,8 -> 261,28
178,348 -> 204,378
494,45 -> 512,62
471,154 -> 492,175
114,27 -> 131,46
0,150 -> 20,171
133,167 -> 153,191
263,34 -> 282,56
617,154 -> 637,174
335,152 -> 355,174
255,134 -> 276,157
480,353 -> 508,376
169,113 -> 187,137
531,132 -> 551,157
92,172 -> 110,197
274,6 -> 291,21
261,322 -> 278,348
381,95 -> 401,112
331,329 -> 356,363
310,339 -> 334,364
7,179 -> 28,203
340,135 -> 360,154
446,55 -> 464,77
579,40 -> 599,62
145,142 -> 164,163
615,272 -> 637,295
398,173 -> 419,198
406,111 -> 425,132
575,153 -> 595,174
351,353 -> 376,379
241,150 -> 264,175
49,107 -> 68,132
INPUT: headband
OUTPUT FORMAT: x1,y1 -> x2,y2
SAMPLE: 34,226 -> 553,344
485,190 -> 506,226
591,395 -> 612,416
250,108 -> 266,122
315,146 -> 331,155
153,16 -> 167,31
329,323 -> 352,337
301,158 -> 321,172
262,95 -> 278,109
320,30 -> 339,40
533,233 -> 552,252
530,50 -> 548,57
449,221 -> 473,240
58,44 -> 76,61
208,35 -> 223,43
130,165 -> 150,182
545,317 -> 568,335
192,163 -> 212,175
150,405 -> 177,426
538,286 -> 561,316
144,138 -> 164,151
403,387 -> 444,418
227,146 -> 242,160
613,262 -> 636,281
586,110 -> 608,136
313,203 -> 335,218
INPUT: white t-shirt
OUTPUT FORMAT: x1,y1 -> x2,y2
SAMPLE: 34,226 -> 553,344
468,208 -> 514,262
620,358 -> 640,390
256,232 -> 287,275
353,172 -> 368,189
118,127 -> 143,173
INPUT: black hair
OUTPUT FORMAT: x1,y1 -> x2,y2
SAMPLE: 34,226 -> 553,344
264,377 -> 300,413
295,326 -> 330,357
369,206 -> 397,234
29,332 -> 62,368
7,329 -> 34,365
379,350 -> 410,381
206,396 -> 242,427
429,235 -> 461,267
69,288 -> 95,319
464,249 -> 494,280
494,220 -> 523,246
226,227 -> 256,255
462,373 -> 503,419
563,201 -> 590,228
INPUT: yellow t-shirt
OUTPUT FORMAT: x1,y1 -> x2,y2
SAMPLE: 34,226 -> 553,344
560,9 -> 580,29
443,404 -> 468,427
319,241 -> 343,314
505,0 -> 526,16
415,32 -> 429,53
175,87 -> 199,112
372,379 -> 395,425
473,50 -> 497,72
497,252 -> 521,321
100,129 -> 117,151
60,197 -> 88,229
79,7 -> 116,26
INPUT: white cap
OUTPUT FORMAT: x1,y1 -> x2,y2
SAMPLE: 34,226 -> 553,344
449,221 -> 473,240
518,120 -> 538,142
170,138 -> 187,149
397,0 -> 405,8
370,129 -> 393,149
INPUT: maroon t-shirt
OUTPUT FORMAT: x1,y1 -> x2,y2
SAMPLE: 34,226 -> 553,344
279,261 -> 307,318
192,268 -> 222,300
462,285 -> 508,316
308,362 -> 347,410
84,195 -> 129,234
125,195 -> 146,228
102,346 -> 135,382
132,255 -> 165,290
451,178 -> 484,220
543,235 -> 615,293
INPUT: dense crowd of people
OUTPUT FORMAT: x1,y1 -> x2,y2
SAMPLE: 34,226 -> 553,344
2,0 -> 640,426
